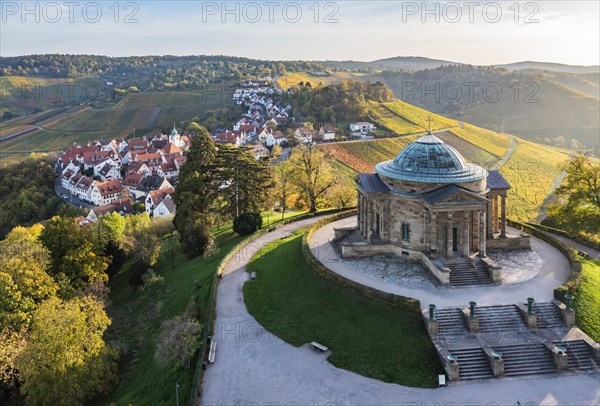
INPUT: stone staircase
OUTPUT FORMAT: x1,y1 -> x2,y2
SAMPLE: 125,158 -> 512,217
441,257 -> 493,287
476,305 -> 527,332
451,348 -> 494,380
493,343 -> 557,377
533,302 -> 566,328
554,340 -> 600,371
435,308 -> 468,335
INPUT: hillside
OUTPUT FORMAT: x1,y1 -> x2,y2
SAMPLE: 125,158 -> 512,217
320,100 -> 569,222
0,90 -> 232,162
367,66 -> 599,149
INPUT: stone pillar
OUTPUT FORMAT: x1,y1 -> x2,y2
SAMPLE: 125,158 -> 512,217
430,211 -> 437,254
490,353 -> 504,377
501,194 -> 507,238
472,210 -> 479,252
366,200 -> 372,242
553,346 -> 569,370
357,193 -> 362,234
486,198 -> 493,239
493,196 -> 499,234
479,210 -> 486,257
462,211 -> 470,257
446,212 -> 453,259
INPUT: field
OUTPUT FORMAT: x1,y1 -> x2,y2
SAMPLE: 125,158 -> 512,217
449,123 -> 511,157
277,72 -> 325,90
499,139 -> 568,221
0,76 -> 102,115
382,100 -> 459,130
574,258 -> 600,342
0,90 -> 230,161
365,101 -> 423,135
243,230 -> 442,387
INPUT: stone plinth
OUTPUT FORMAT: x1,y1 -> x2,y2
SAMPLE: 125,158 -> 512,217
467,317 -> 480,332
491,357 -> 504,377
553,349 -> 569,370
558,302 -> 576,326
427,319 -> 439,335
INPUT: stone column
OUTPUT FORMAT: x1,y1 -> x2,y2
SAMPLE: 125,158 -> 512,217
357,193 -> 362,234
462,211 -> 470,257
446,212 -> 453,259
501,194 -> 507,238
366,200 -> 372,242
479,210 -> 486,257
486,198 -> 493,239
430,211 -> 438,256
472,210 -> 479,252
492,196 -> 499,234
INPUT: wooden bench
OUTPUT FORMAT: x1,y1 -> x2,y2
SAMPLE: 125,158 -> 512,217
250,272 -> 257,280
208,339 -> 217,364
310,341 -> 328,352
438,374 -> 446,386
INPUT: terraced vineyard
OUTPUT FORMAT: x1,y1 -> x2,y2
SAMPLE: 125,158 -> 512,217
450,123 -> 511,157
499,139 -> 569,221
277,72 -> 325,90
366,102 -> 423,135
382,100 -> 459,130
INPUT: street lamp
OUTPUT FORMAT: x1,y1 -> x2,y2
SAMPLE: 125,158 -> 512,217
175,383 -> 180,406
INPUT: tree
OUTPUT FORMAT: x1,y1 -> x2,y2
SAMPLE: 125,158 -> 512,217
328,178 -> 356,209
214,145 -> 271,220
289,143 -> 339,212
0,225 -> 57,333
118,213 -> 161,268
39,216 -> 109,296
154,315 -> 201,369
14,296 -> 117,406
180,221 -> 215,258
273,162 -> 295,220
544,155 -> 600,243
173,125 -> 218,245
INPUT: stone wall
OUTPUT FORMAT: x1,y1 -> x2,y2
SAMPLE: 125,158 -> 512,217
486,235 -> 531,250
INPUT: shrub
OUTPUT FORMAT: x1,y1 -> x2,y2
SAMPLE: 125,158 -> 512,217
180,222 -> 215,258
233,212 -> 263,236
154,315 -> 202,369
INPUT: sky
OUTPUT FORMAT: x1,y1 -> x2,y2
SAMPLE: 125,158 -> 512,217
1,1 -> 599,66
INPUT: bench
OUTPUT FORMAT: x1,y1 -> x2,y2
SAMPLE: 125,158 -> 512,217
250,272 -> 257,280
438,374 -> 446,387
208,339 -> 217,364
310,341 -> 328,352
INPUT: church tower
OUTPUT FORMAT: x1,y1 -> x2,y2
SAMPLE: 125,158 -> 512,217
168,123 -> 182,148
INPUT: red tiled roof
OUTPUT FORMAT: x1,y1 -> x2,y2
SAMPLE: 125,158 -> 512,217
95,179 -> 123,197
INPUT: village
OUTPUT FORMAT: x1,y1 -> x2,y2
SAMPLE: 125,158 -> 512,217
56,78 -> 376,224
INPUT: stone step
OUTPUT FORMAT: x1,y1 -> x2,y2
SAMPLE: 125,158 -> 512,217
554,340 -> 600,371
451,347 -> 494,380
494,343 -> 557,377
475,305 -> 527,331
435,308 -> 468,335
533,302 -> 566,329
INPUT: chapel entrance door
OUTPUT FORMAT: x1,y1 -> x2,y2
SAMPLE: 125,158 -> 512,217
452,227 -> 458,253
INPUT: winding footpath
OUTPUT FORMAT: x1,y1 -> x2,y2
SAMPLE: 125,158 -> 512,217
201,215 -> 600,405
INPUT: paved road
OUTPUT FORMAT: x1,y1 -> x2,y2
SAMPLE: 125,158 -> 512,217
542,230 -> 600,261
491,134 -> 518,170
201,215 -> 599,405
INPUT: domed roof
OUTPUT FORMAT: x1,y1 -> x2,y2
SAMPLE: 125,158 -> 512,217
374,133 -> 487,183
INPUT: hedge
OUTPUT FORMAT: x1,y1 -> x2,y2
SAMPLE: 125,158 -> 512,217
524,221 -> 600,251
507,219 -> 582,303
302,210 -> 421,313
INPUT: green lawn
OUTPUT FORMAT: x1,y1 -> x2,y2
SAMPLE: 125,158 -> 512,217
243,230 -> 442,388
574,258 -> 600,341
103,211 -> 306,405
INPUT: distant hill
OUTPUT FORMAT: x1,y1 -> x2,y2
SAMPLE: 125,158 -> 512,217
498,61 -> 600,74
322,56 -> 457,72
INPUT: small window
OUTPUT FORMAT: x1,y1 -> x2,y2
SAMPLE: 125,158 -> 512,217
402,223 -> 410,241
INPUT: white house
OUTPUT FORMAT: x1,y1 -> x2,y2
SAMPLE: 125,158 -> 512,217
294,126 -> 314,144
154,196 -> 176,218
350,121 -> 375,134
90,179 -> 123,206
319,124 -> 336,141
265,131 -> 286,147
75,176 -> 95,202
145,187 -> 175,216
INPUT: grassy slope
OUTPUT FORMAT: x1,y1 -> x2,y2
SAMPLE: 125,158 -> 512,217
104,211 -> 305,405
243,230 -> 442,387
574,259 -> 600,342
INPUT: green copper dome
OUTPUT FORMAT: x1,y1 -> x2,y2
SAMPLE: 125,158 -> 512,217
374,134 -> 487,183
